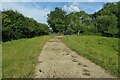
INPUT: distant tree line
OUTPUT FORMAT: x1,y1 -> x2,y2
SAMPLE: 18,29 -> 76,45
2,10 -> 50,42
1,2 -> 119,42
47,2 -> 119,37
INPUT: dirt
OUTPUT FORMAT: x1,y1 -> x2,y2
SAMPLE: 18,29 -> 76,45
35,36 -> 114,78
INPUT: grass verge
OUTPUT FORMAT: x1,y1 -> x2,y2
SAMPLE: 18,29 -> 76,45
63,35 -> 118,76
2,35 -> 52,78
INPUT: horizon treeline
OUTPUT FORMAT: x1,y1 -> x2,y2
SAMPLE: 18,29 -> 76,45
2,2 -> 120,42
47,2 -> 120,37
2,10 -> 50,42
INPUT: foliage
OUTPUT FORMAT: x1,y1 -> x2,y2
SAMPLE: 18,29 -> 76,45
2,10 -> 50,42
47,7 -> 66,33
93,2 -> 119,37
47,2 -> 119,37
95,15 -> 118,36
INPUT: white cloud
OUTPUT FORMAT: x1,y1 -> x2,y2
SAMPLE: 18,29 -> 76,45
2,3 -> 50,24
63,5 -> 80,13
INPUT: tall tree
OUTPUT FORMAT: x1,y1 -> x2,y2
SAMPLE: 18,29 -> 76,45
2,10 -> 50,42
93,2 -> 119,37
47,7 -> 66,33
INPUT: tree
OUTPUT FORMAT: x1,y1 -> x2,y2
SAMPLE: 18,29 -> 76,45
46,2 -> 119,37
47,7 -> 66,33
95,14 -> 118,36
92,2 -> 119,37
65,11 -> 96,35
2,10 -> 50,42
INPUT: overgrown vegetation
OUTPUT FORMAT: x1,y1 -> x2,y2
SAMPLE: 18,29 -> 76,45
63,35 -> 118,76
47,2 -> 119,37
2,10 -> 50,42
2,36 -> 52,78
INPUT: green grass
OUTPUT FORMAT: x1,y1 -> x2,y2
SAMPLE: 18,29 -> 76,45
0,44 -> 2,79
63,35 -> 118,76
2,36 -> 52,78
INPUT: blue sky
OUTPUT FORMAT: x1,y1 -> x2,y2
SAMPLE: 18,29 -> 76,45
1,0 -> 120,2
1,1 -> 119,24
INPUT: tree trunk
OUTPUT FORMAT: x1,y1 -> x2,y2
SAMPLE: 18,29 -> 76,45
77,30 -> 80,35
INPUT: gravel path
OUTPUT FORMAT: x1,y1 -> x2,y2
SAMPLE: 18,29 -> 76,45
35,36 -> 114,78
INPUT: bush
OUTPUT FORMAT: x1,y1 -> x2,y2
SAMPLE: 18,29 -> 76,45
2,10 -> 50,42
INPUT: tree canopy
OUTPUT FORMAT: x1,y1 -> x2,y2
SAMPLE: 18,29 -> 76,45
2,2 -> 119,42
2,10 -> 50,42
47,2 -> 119,37
47,7 -> 66,33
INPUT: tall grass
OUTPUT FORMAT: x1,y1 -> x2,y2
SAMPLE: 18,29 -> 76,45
2,36 -> 52,78
63,35 -> 118,76
0,44 -> 2,79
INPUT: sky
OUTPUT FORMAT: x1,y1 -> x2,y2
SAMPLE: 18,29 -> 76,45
1,0 -> 120,24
